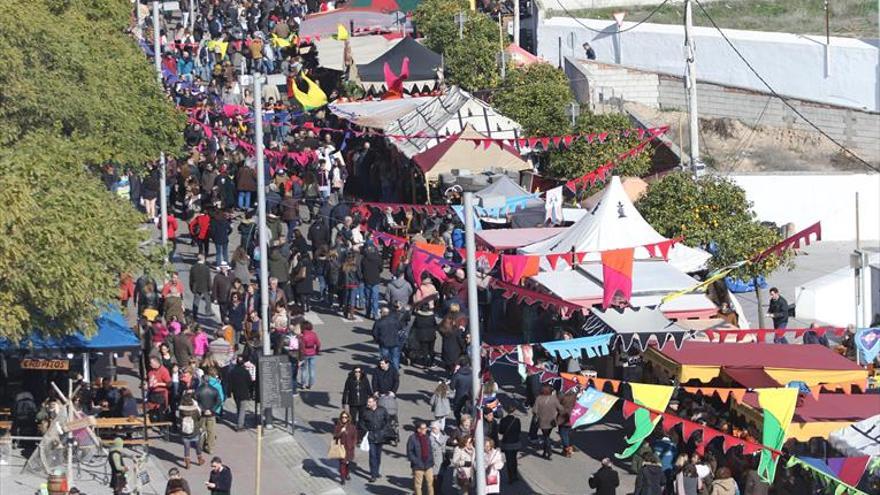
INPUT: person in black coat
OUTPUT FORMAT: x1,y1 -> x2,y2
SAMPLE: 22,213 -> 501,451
292,252 -> 315,312
767,287 -> 790,331
358,396 -> 390,482
499,404 -> 522,482
410,306 -> 437,369
342,367 -> 372,427
450,360 -> 472,423
227,357 -> 252,431
371,308 -> 404,369
210,210 -> 232,266
360,242 -> 383,320
371,359 -> 399,397
589,458 -> 620,495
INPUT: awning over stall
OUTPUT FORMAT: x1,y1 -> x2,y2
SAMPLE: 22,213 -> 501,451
314,34 -> 401,71
586,306 -> 694,351
329,97 -> 432,129
300,8 -> 405,38
0,310 -> 140,353
412,126 -> 529,181
736,393 -> 880,442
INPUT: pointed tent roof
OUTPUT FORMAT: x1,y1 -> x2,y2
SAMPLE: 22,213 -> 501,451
519,176 -> 710,272
300,8 -> 405,38
411,125 -> 528,180
357,36 -> 441,89
476,175 -> 529,199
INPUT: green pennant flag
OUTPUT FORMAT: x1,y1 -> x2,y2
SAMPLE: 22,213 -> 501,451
615,383 -> 674,459
756,388 -> 798,483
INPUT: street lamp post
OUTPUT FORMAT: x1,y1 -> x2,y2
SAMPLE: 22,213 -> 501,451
566,101 -> 580,128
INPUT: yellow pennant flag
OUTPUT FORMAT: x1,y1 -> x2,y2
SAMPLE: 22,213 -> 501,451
616,383 -> 674,458
206,40 -> 229,59
661,260 -> 748,305
756,388 -> 799,483
336,24 -> 349,41
271,33 -> 291,48
291,74 -> 328,111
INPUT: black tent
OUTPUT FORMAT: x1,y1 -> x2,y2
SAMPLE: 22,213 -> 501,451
356,36 -> 441,91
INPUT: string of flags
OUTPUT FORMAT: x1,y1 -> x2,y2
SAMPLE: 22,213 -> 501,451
752,221 -> 822,262
564,128 -> 668,191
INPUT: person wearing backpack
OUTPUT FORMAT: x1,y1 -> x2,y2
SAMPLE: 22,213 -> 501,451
196,369 -> 224,454
177,391 -> 204,469
228,356 -> 253,431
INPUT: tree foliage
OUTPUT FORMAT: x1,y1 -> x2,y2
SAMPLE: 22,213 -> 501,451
493,63 -> 572,136
0,0 -> 184,166
0,0 -> 179,340
546,112 -> 653,184
414,0 -> 503,90
637,173 -> 788,277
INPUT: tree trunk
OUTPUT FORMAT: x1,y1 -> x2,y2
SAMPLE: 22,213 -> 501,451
754,278 -> 766,333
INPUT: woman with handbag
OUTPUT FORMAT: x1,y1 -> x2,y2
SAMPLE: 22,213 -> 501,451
483,438 -> 505,494
451,435 -> 475,494
331,411 -> 358,485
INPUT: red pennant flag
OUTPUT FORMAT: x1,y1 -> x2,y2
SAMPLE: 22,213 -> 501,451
774,329 -> 788,339
756,330 -> 768,343
482,139 -> 493,150
517,138 -> 527,149
662,414 -> 683,432
528,137 -> 539,148
622,400 -> 640,419
552,136 -> 562,148
681,420 -> 701,442
546,254 -> 562,270
645,243 -> 658,258
722,435 -> 744,453
586,134 -> 595,144
563,135 -> 574,147
560,252 -> 574,266
598,132 -> 609,143
574,251 -> 588,264
601,248 -> 634,309
638,128 -> 647,139
540,137 -> 551,149
742,442 -> 763,456
658,239 -> 673,260
623,129 -> 631,137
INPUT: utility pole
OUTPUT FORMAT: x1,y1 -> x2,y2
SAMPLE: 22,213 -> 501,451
190,0 -> 196,31
513,0 -> 520,47
823,0 -> 831,77
463,193 -> 486,495
683,0 -> 703,177
456,11 -> 465,40
153,2 -> 168,248
499,16 -> 507,79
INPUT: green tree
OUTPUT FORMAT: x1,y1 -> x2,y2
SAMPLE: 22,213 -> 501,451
0,0 -> 181,340
637,173 -> 787,278
492,63 -> 572,136
546,112 -> 653,184
414,0 -> 504,90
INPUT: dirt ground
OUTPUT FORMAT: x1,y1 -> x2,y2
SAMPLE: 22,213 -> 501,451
629,103 -> 872,172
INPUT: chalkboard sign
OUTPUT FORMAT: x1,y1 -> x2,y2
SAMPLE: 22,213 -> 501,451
258,355 -> 294,410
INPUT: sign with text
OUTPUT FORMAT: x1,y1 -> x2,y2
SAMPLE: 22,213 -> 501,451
21,358 -> 69,371
258,355 -> 294,410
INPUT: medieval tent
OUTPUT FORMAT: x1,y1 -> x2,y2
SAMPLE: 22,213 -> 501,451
412,126 -> 529,182
356,36 -> 442,93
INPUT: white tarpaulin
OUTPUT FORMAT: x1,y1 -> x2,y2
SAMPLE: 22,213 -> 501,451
520,176 -> 711,273
329,97 -> 433,129
314,35 -> 401,71
828,414 -> 880,457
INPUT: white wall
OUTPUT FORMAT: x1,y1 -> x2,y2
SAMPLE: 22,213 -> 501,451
726,173 -> 880,242
538,16 -> 880,111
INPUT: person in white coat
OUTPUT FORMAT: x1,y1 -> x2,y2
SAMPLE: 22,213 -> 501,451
483,438 -> 505,494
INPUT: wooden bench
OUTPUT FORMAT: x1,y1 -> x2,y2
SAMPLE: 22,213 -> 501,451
94,417 -> 173,441
100,438 -> 151,446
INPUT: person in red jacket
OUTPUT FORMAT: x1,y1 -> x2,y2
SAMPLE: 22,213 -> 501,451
189,209 -> 212,258
299,321 -> 321,389
162,214 -> 179,262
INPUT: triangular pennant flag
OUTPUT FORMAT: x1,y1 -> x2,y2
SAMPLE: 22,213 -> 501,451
528,137 -> 539,149
722,434 -> 744,453
742,442 -> 763,456
546,254 -> 562,270
552,136 -> 562,148
598,132 -> 609,143
729,389 -> 747,404
638,128 -> 647,139
483,139 -> 493,150
563,135 -> 574,147
756,388 -> 799,483
658,240 -> 673,260
621,400 -> 639,419
681,419 -> 701,442
616,384 -> 674,459
662,414 -> 683,433
540,137 -> 550,149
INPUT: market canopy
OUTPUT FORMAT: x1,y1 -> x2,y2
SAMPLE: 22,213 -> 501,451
644,342 -> 869,387
348,0 -> 422,12
314,34 -> 401,71
736,393 -> 880,442
477,227 -> 566,251
0,310 -> 140,353
585,306 -> 695,351
519,176 -> 711,273
412,132 -> 528,181
356,36 -> 442,92
384,86 -> 522,158
329,96 -> 433,129
829,414 -> 880,457
299,8 -> 406,38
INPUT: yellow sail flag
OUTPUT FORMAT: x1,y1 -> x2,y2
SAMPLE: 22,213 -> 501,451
336,24 -> 350,41
616,383 -> 674,458
206,40 -> 229,59
291,74 -> 328,111
756,388 -> 798,483
661,260 -> 748,305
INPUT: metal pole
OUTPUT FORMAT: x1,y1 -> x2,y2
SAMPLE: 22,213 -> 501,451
255,73 -> 270,357
684,0 -> 702,177
255,425 -> 263,494
458,11 -> 464,40
190,0 -> 196,31
463,193 -> 486,495
513,0 -> 520,47
557,36 -> 562,68
824,0 -> 831,77
66,379 -> 73,490
159,152 -> 168,247
152,2 -> 162,83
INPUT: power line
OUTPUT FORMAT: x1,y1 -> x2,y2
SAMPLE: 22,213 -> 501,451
694,0 -> 879,174
551,0 -> 671,34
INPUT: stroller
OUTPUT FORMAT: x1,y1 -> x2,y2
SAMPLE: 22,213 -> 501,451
377,394 -> 400,446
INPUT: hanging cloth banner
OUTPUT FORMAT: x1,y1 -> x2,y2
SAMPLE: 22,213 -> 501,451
601,248 -> 634,309
362,202 -> 450,216
616,383 -> 674,459
786,457 -> 870,495
411,243 -> 449,284
489,278 -> 585,319
570,387 -> 619,428
545,186 -> 564,224
756,387 -> 799,484
854,327 -> 880,364
501,255 -> 541,285
797,456 -> 871,488
753,222 -> 822,262
291,74 -> 328,111
451,205 -> 483,232
456,248 -> 499,272
661,260 -> 748,305
540,334 -> 613,360
516,344 -> 534,381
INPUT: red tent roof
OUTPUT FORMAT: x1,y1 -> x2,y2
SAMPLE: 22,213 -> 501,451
742,393 -> 879,423
411,125 -> 527,179
657,342 -> 862,371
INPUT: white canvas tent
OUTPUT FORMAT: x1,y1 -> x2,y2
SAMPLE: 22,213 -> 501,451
314,35 -> 401,71
519,176 -> 710,273
828,414 -> 880,457
329,97 -> 432,129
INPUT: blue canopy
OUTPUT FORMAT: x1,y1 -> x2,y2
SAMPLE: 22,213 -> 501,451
0,310 -> 140,353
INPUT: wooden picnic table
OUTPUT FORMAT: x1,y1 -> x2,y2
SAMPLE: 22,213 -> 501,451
94,417 -> 171,429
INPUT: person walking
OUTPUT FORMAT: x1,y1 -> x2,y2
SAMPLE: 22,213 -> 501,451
450,359 -> 473,423
451,435 -> 476,494
211,209 -> 232,266
107,437 -> 128,495
498,403 -> 521,483
189,208 -> 212,258
371,358 -> 400,398
299,321 -> 321,389
177,391 -> 204,469
372,307 -> 404,370
358,396 -> 390,483
360,240 -> 383,320
206,457 -> 232,495
634,452 -> 665,495
190,254 -> 213,321
196,370 -> 222,455
211,263 -> 234,321
710,468 -> 739,495
534,385 -> 564,459
483,438 -> 505,494
227,356 -> 253,431
767,287 -> 790,341
332,410 -> 358,485
341,367 -> 372,427
407,421 -> 435,495
589,458 -> 620,495
429,421 -> 449,495
558,388 -> 577,457
411,303 -> 437,369
429,381 -> 452,431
